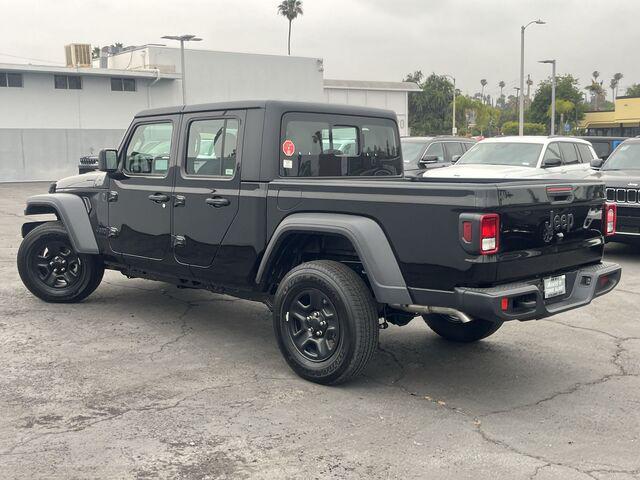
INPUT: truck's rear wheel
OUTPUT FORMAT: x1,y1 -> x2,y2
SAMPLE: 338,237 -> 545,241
17,222 -> 104,303
273,260 -> 378,385
422,313 -> 502,343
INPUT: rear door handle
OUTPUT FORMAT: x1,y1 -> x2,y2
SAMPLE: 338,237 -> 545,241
206,197 -> 230,208
148,193 -> 170,203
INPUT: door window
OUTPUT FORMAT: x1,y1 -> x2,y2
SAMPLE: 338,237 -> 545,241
444,142 -> 465,161
543,143 -> 562,165
124,122 -> 173,175
576,143 -> 595,162
185,118 -> 239,177
423,142 -> 444,162
559,142 -> 580,165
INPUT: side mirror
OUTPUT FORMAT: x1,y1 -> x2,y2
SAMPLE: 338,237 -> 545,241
590,158 -> 604,169
419,155 -> 439,166
543,157 -> 562,167
98,149 -> 119,173
451,155 -> 462,163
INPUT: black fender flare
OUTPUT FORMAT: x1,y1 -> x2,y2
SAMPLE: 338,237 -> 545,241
23,194 -> 99,254
256,213 -> 412,305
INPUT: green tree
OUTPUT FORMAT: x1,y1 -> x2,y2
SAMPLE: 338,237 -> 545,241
554,99 -> 575,134
502,121 -> 546,135
277,0 -> 304,56
626,83 -> 640,97
610,72 -> 623,99
529,74 -> 586,134
404,72 -> 455,135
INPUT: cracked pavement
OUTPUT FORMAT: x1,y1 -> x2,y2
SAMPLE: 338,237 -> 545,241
1,183 -> 639,479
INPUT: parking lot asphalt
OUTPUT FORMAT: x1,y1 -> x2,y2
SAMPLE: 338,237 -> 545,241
0,182 -> 639,480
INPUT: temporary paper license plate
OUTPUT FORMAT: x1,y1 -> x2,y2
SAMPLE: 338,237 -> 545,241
544,274 -> 566,299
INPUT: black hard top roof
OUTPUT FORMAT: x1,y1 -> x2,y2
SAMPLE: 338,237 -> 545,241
135,100 -> 397,120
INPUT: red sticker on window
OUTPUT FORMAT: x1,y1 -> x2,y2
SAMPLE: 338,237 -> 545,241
282,139 -> 295,157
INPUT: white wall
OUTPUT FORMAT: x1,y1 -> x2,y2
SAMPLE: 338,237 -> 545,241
110,47 -> 325,104
0,72 -> 176,130
324,88 -> 409,136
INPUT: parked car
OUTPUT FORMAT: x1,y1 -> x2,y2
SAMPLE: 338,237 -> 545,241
423,136 -> 599,180
17,101 -> 620,385
578,136 -> 628,160
78,155 -> 99,174
401,136 -> 476,176
593,137 -> 640,244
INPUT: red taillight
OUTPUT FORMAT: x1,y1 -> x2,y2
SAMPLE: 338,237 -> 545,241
462,221 -> 473,243
480,214 -> 500,255
604,203 -> 616,236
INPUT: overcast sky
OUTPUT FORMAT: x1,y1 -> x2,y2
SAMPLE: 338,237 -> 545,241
1,0 -> 639,99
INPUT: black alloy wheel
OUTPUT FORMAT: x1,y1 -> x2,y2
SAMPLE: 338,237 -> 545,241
286,288 -> 341,362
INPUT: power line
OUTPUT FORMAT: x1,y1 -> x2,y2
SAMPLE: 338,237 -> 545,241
0,52 -> 64,65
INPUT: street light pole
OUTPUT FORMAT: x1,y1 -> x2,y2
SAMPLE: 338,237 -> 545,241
519,19 -> 546,136
444,74 -> 457,135
161,34 -> 202,105
539,59 -> 556,135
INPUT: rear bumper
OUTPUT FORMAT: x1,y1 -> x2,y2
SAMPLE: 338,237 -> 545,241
410,262 -> 621,322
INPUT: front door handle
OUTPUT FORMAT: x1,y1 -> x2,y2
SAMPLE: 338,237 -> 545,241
148,193 -> 170,203
206,196 -> 230,208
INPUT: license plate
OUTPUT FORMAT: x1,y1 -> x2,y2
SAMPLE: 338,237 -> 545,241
544,275 -> 566,299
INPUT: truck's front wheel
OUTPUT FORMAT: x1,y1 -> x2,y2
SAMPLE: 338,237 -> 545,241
17,222 -> 104,303
273,260 -> 378,385
422,314 -> 502,343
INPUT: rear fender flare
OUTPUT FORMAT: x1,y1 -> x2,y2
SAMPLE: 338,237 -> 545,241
23,194 -> 99,254
256,213 -> 412,305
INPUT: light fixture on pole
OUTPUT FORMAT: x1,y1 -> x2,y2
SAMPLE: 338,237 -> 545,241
443,74 -> 457,136
539,59 -> 556,135
161,34 -> 202,105
519,19 -> 546,136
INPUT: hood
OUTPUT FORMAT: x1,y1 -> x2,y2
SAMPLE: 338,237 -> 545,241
55,171 -> 108,191
422,164 -> 545,180
593,169 -> 640,188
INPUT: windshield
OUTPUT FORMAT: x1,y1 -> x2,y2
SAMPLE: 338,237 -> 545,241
603,143 -> 640,170
457,142 -> 543,167
401,140 -> 428,163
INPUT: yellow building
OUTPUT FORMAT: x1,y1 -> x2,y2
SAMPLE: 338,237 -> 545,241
581,96 -> 640,136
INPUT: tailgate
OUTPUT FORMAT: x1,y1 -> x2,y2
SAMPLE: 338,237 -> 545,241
494,181 -> 606,283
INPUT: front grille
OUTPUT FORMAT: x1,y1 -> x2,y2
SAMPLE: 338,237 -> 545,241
607,187 -> 640,204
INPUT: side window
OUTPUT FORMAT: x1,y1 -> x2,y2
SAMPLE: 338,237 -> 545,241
124,122 -> 173,175
590,141 -> 609,159
423,142 -> 444,162
559,142 -> 580,165
576,144 -> 595,163
185,118 -> 239,177
444,142 -> 464,161
543,143 -> 562,165
462,142 -> 474,152
280,113 -> 401,177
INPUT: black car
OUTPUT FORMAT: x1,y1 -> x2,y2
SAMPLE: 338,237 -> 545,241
17,101 -> 621,385
401,136 -> 476,176
578,136 -> 628,160
78,155 -> 99,174
595,137 -> 640,244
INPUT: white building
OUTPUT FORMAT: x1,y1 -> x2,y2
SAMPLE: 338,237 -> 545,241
0,45 -> 418,182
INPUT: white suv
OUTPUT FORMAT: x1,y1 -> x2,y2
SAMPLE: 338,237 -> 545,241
422,136 -> 598,179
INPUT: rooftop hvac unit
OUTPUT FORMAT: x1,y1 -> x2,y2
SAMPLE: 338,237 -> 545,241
65,43 -> 91,67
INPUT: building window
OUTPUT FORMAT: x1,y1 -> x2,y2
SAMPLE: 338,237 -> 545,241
0,72 -> 23,88
111,77 -> 136,92
54,75 -> 82,90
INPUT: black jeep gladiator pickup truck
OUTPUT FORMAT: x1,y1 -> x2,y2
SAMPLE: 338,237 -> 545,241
17,101 -> 621,384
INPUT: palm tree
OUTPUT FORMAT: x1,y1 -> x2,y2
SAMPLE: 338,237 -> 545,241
592,70 -> 600,82
554,100 -> 574,134
277,0 -> 304,56
610,78 -> 617,102
498,80 -> 505,97
480,79 -> 487,104
91,46 -> 101,60
613,72 -> 623,98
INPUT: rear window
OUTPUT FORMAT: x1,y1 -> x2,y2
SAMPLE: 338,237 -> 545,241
280,112 -> 401,177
